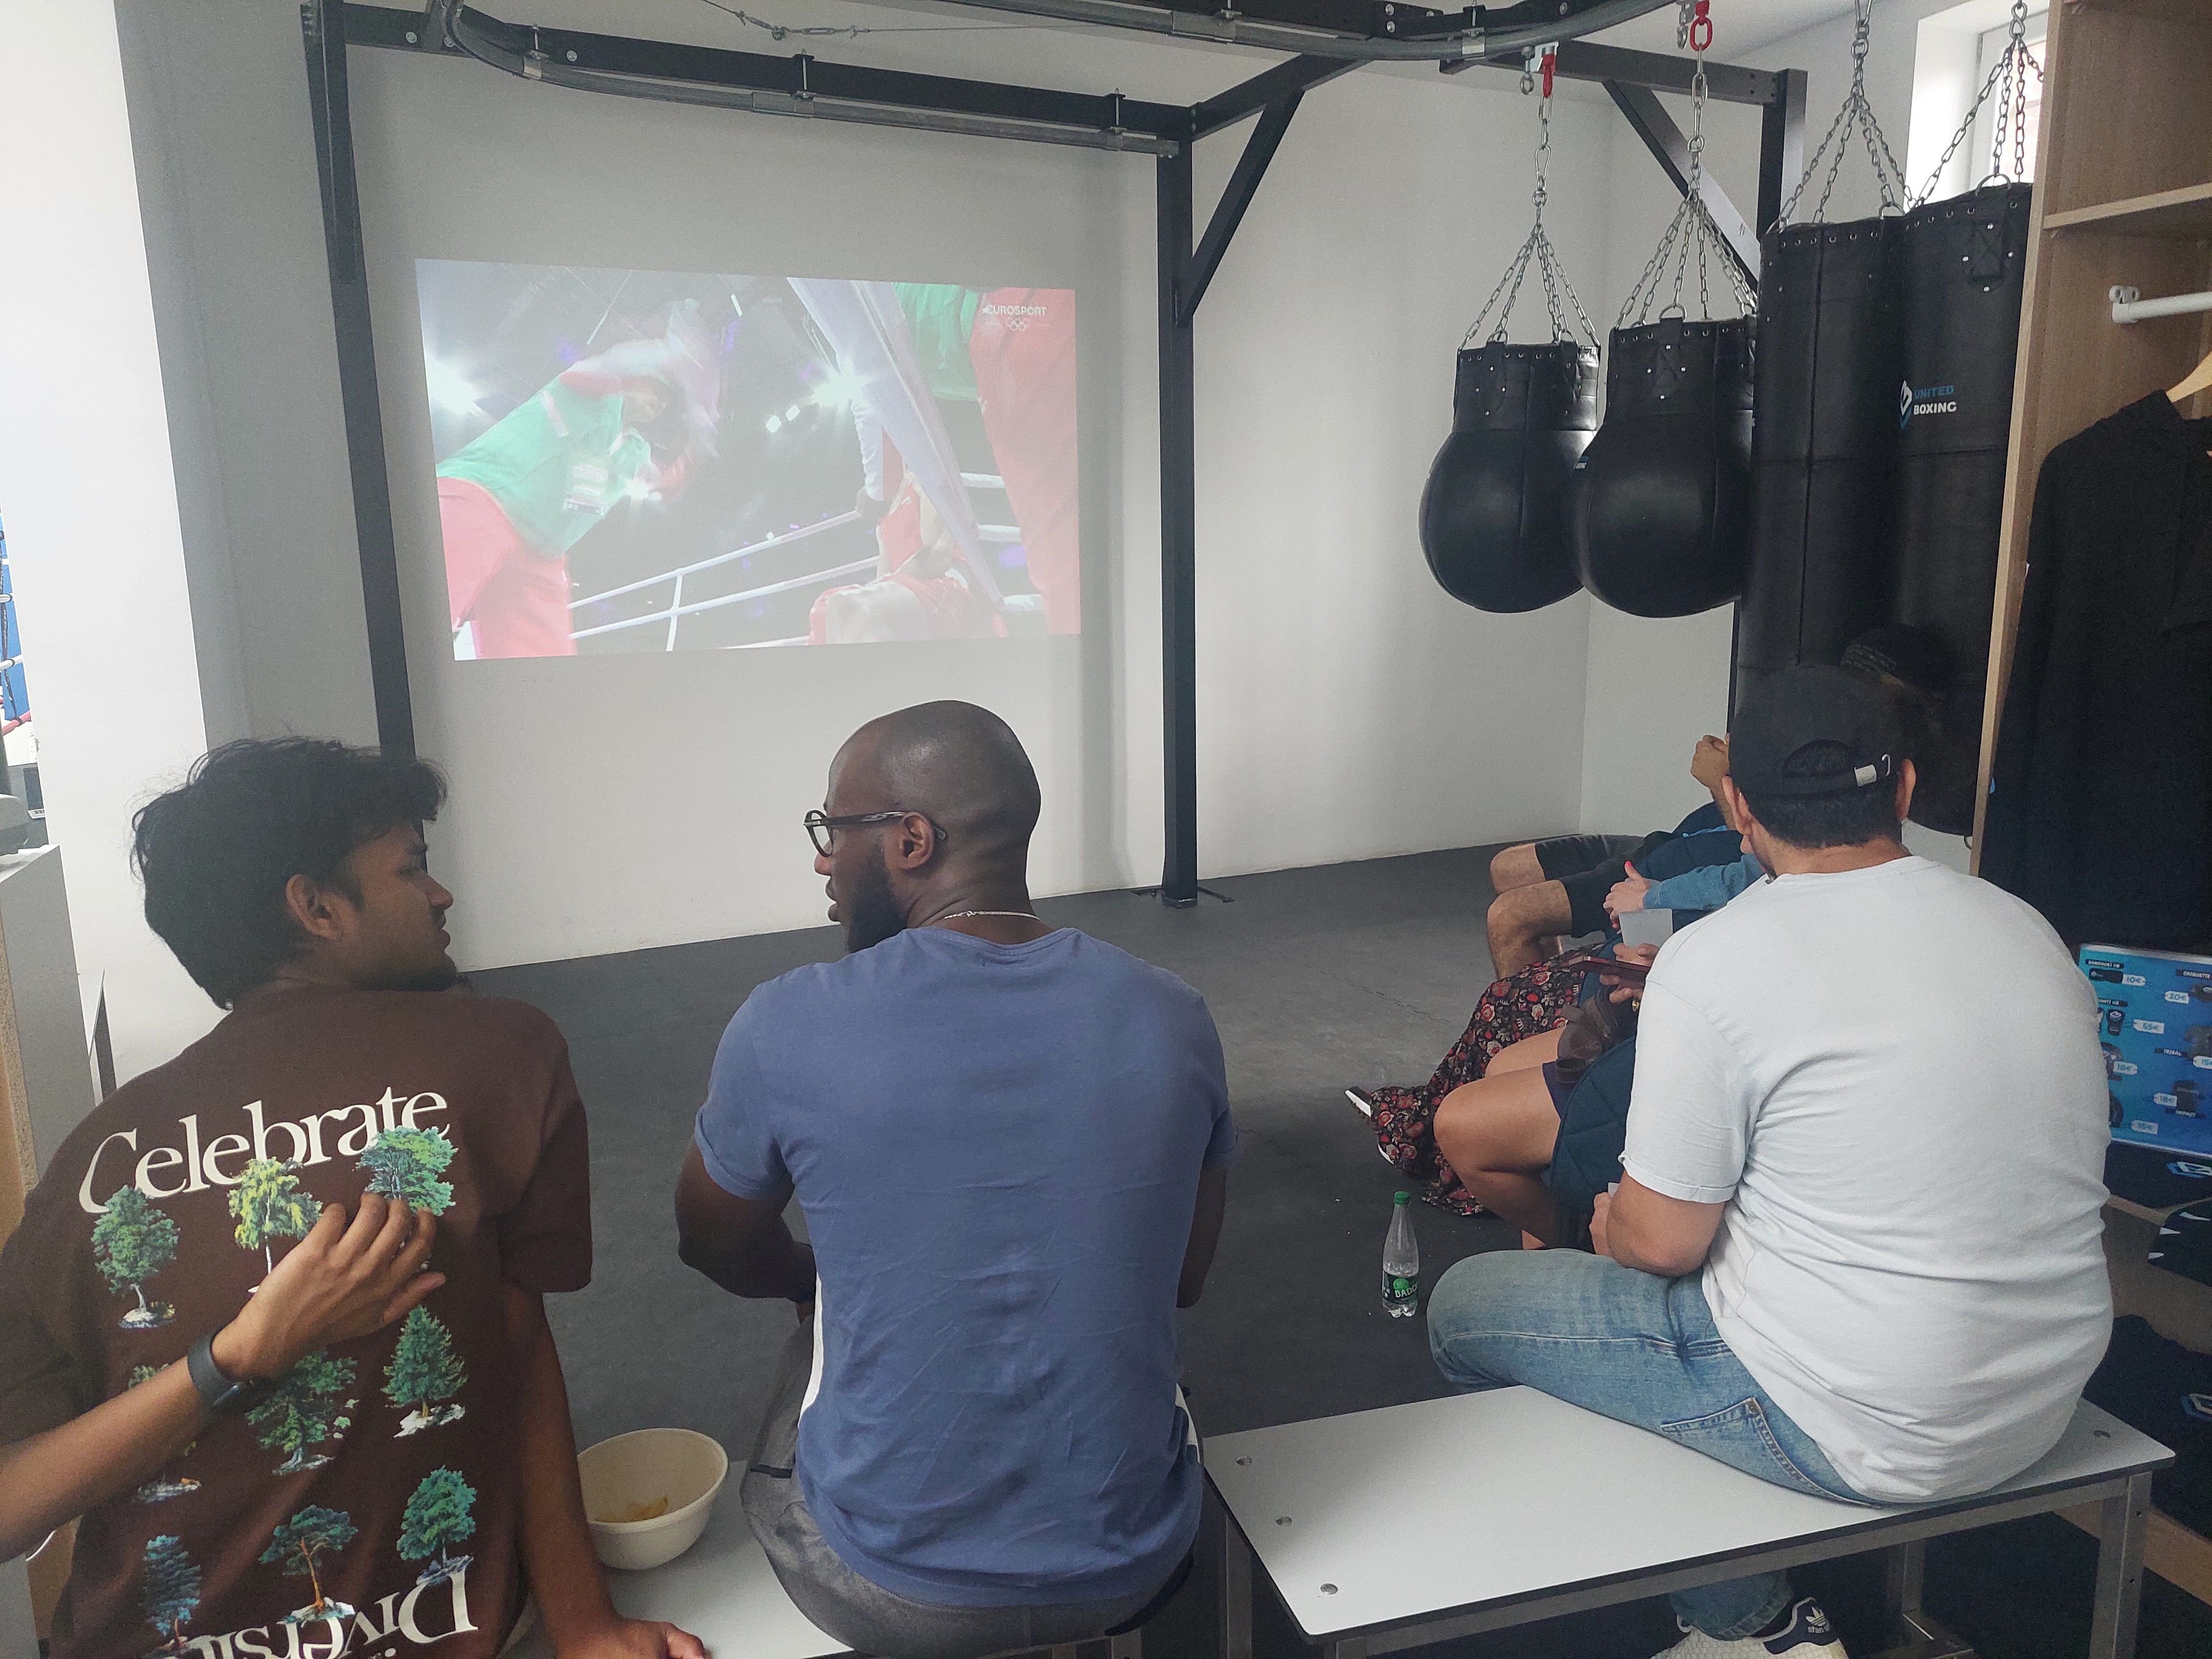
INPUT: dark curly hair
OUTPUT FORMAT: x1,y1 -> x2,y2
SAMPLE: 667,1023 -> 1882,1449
131,738 -> 446,1006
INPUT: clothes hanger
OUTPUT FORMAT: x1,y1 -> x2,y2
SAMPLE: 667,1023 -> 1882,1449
2170,346 -> 2212,409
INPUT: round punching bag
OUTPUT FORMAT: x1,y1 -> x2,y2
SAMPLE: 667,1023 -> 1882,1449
1419,341 -> 1600,612
1735,217 -> 1904,710
1572,316 -> 1756,618
1891,181 -> 2031,753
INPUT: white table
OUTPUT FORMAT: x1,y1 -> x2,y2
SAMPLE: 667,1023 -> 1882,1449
509,1491 -> 849,1659
1204,1388 -> 2170,1659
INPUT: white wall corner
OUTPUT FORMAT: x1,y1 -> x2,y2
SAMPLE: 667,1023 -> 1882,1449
0,2 -> 222,1083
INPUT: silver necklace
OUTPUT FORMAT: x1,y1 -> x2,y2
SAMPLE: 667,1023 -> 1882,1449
932,909 -> 1041,924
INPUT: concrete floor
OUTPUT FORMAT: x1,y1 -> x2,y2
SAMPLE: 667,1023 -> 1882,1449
474,849 -> 2212,1659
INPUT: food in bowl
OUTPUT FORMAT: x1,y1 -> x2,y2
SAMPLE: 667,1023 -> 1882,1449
596,1496 -> 670,1525
577,1428 -> 728,1571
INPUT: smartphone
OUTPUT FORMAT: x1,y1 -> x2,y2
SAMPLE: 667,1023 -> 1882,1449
1552,950 -> 1651,985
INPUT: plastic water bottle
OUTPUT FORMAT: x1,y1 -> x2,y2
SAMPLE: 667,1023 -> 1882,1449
1382,1191 -> 1420,1317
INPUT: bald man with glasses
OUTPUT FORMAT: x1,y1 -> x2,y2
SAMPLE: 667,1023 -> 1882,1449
675,701 -> 1234,1659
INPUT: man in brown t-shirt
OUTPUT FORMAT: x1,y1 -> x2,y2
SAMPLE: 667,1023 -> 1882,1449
0,739 -> 700,1659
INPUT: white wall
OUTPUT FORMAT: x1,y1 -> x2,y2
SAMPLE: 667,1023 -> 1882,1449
1187,73 -> 1603,875
54,0 -> 1979,1061
115,0 -> 383,751
100,0 -> 1615,978
0,3 -> 219,1084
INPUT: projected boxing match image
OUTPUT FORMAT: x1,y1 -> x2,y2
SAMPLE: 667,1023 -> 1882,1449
413,260 -> 1079,658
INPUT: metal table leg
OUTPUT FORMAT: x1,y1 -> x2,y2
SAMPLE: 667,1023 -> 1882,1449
1206,1485 -> 1253,1659
1884,1539 -> 1927,1629
1872,1537 -> 1975,1659
2089,1472 -> 2152,1659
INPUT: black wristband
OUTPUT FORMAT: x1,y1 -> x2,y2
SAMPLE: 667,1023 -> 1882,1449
187,1329 -> 268,1416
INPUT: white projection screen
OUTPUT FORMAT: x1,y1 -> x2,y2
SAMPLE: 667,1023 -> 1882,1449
417,262 -> 1079,659
350,40 -> 1136,967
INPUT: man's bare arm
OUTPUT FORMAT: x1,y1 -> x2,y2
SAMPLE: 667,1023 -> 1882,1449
1592,1175 -> 1724,1278
674,1145 -> 816,1303
504,1286 -> 703,1659
0,1196 -> 438,1561
1177,1166 -> 1229,1310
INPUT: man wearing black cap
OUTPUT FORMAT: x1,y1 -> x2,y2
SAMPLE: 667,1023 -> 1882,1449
1426,667 -> 2111,1659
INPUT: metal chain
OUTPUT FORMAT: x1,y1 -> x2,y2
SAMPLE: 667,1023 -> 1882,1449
1463,62 -> 1600,348
1618,55 -> 1755,326
1679,59 -> 1707,317
1676,0 -> 1694,48
1777,0 -> 1908,225
1910,0 -> 2042,205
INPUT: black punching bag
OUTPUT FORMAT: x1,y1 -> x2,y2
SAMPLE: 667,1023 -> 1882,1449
1419,342 -> 1600,612
1735,218 -> 1904,709
1572,317 -> 1755,618
1891,182 -> 2031,745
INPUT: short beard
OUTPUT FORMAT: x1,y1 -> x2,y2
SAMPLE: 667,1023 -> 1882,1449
841,844 -> 907,953
372,958 -> 462,995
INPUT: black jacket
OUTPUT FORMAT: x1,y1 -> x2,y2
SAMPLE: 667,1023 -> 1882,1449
1983,392 -> 2212,951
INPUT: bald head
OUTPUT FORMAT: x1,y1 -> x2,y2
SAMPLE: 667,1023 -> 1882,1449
833,701 -> 1040,865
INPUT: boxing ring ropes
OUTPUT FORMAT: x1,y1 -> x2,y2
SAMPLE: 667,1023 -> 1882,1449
302,0 -> 1807,908
564,476 -> 1020,650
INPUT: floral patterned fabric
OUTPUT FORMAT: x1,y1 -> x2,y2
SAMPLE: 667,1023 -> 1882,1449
1368,959 -> 1586,1216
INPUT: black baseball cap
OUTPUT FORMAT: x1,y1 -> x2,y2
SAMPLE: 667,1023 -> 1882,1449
1730,665 -> 1906,797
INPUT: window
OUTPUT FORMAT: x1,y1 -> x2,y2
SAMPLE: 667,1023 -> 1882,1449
1906,1 -> 2049,202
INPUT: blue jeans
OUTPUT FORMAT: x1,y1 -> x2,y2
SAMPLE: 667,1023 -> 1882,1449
1427,1250 -> 1869,1640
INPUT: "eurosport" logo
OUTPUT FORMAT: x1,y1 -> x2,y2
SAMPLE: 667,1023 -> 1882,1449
1899,380 -> 1958,427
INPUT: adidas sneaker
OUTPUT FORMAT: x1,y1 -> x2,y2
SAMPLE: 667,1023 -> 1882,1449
1650,1598 -> 1847,1659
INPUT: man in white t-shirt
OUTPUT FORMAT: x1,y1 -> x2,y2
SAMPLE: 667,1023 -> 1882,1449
1427,666 -> 2112,1659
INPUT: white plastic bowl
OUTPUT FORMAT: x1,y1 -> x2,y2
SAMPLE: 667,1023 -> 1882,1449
577,1427 -> 729,1572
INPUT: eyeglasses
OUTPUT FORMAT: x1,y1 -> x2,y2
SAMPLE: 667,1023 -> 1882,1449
804,808 -> 949,857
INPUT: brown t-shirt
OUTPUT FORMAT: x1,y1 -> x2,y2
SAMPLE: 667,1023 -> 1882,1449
0,984 -> 592,1659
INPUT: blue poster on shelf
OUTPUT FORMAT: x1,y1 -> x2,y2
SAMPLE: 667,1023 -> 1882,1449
2082,942 -> 2212,1158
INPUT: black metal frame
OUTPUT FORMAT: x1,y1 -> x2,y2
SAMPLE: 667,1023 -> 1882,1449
301,0 -> 1804,908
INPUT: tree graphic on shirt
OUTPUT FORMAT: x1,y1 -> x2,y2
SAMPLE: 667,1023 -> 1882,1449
229,1158 -> 322,1278
260,1505 -> 358,1624
357,1128 -> 456,1215
140,1534 -> 200,1656
398,1467 -> 477,1585
127,1365 -> 202,1503
246,1350 -> 357,1474
384,1306 -> 467,1435
91,1186 -> 178,1330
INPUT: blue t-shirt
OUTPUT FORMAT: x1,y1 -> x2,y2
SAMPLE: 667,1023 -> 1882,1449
693,926 -> 1235,1607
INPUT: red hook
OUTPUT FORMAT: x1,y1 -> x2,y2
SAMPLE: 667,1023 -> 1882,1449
1541,49 -> 1556,98
1689,0 -> 1713,52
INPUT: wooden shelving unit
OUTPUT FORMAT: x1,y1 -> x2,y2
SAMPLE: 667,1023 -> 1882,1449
2042,180 -> 2212,237
1971,0 -> 2212,852
1969,0 -> 2212,1610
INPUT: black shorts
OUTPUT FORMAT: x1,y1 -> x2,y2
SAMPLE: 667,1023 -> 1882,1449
1536,833 -> 1660,938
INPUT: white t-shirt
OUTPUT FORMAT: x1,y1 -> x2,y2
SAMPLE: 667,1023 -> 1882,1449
1621,855 -> 2112,1504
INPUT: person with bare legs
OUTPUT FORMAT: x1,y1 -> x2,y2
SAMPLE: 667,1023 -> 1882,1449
1429,958 -> 1648,1245
1483,737 -> 1735,976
